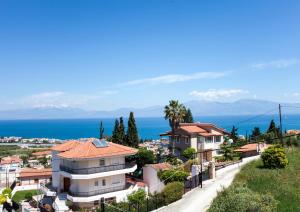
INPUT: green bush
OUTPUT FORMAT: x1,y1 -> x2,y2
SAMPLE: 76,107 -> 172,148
127,189 -> 146,205
162,182 -> 184,204
158,169 -> 189,184
182,147 -> 196,159
208,184 -> 277,212
261,145 -> 288,168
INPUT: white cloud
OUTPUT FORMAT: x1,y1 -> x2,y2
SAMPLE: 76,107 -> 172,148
189,89 -> 248,101
251,58 -> 299,70
120,71 -> 231,86
17,90 -> 118,108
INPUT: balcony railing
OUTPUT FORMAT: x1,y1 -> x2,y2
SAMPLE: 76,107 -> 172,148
60,163 -> 135,175
68,185 -> 126,197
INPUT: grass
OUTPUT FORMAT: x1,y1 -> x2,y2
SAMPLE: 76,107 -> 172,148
231,147 -> 300,211
12,189 -> 38,203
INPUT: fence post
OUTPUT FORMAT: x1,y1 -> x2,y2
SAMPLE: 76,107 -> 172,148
146,197 -> 149,212
100,197 -> 105,212
156,195 -> 158,209
199,171 -> 202,188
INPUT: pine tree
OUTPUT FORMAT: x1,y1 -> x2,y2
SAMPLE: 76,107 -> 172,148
99,121 -> 104,139
127,112 -> 139,147
230,125 -> 239,142
184,108 -> 194,123
111,119 -> 120,144
118,117 -> 126,145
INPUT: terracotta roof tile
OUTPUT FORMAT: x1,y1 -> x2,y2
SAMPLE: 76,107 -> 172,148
0,155 -> 22,165
32,150 -> 52,157
19,168 -> 52,178
51,140 -> 82,152
57,139 -> 138,159
148,163 -> 172,171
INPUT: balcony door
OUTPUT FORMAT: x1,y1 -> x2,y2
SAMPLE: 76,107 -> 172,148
63,177 -> 71,192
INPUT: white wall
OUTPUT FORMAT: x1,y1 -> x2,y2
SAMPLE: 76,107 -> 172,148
52,150 -> 60,189
190,137 -> 197,150
143,166 -> 165,194
67,174 -> 125,194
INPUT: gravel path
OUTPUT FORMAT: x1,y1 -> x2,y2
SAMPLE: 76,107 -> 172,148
157,155 -> 260,212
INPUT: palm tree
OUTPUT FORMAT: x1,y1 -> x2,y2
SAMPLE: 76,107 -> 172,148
164,100 -> 186,155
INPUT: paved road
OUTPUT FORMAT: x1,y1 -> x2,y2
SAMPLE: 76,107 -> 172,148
158,155 -> 260,212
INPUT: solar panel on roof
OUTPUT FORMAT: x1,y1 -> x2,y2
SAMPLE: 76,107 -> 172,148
92,139 -> 109,148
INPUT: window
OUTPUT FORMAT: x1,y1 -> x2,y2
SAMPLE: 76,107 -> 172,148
215,136 -> 221,143
102,179 -> 106,186
206,137 -> 212,143
176,137 -> 180,143
99,159 -> 105,166
94,180 -> 98,186
94,200 -> 99,206
185,138 -> 189,144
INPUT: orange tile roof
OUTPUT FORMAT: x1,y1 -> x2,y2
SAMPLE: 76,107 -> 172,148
148,163 -> 172,171
58,139 -> 138,159
19,168 -> 52,178
126,177 -> 147,187
32,150 -> 52,157
234,143 -> 258,152
0,155 -> 22,165
180,125 -> 207,134
51,140 -> 82,152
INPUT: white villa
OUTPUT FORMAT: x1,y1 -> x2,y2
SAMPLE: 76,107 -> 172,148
50,138 -> 144,210
161,122 -> 228,158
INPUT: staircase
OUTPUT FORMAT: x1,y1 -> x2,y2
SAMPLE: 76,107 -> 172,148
53,193 -> 69,212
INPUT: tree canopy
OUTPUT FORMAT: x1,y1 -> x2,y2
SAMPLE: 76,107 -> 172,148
183,108 -> 194,123
126,112 -> 139,147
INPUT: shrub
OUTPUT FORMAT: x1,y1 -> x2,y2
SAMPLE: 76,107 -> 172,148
127,189 -> 146,205
208,184 -> 277,212
182,147 -> 196,159
261,145 -> 288,168
158,169 -> 189,184
162,182 -> 184,204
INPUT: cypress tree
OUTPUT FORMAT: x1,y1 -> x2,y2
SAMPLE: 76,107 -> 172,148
230,125 -> 239,142
184,108 -> 194,123
118,117 -> 126,145
112,119 -> 120,144
99,121 -> 104,139
267,120 -> 277,134
127,112 -> 139,147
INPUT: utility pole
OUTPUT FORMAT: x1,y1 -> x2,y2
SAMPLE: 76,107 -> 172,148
279,104 -> 283,145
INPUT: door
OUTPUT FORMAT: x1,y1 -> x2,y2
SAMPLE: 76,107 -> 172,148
63,177 -> 71,192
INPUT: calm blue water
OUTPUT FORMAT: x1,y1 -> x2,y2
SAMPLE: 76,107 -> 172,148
0,115 -> 299,140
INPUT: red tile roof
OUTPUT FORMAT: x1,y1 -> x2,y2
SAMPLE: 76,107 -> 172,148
51,140 -> 82,152
147,163 -> 172,171
19,168 -> 52,178
160,122 -> 227,137
32,150 -> 52,157
0,155 -> 22,165
126,177 -> 147,187
57,139 -> 138,159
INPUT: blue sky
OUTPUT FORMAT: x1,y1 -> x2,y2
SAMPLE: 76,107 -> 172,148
0,0 -> 300,110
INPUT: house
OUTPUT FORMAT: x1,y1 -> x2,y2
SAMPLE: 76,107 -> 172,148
0,155 -> 22,171
234,143 -> 270,158
27,159 -> 41,168
18,168 -> 52,185
32,150 -> 52,159
51,138 -> 144,209
160,122 -> 228,157
143,163 -> 172,194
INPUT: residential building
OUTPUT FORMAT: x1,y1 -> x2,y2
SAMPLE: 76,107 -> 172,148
160,122 -> 228,157
143,163 -> 172,194
32,150 -> 52,159
0,155 -> 22,171
234,143 -> 270,158
51,138 -> 142,209
18,168 -> 52,185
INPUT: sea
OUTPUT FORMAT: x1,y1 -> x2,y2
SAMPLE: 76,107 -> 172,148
0,114 -> 299,140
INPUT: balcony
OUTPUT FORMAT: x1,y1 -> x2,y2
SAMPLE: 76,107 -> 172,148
68,185 -> 126,197
60,163 -> 135,175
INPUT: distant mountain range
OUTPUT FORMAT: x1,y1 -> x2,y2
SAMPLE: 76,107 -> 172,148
0,99 -> 299,120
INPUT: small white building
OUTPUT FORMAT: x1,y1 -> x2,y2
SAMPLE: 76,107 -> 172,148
51,138 -> 143,209
143,163 -> 172,194
0,155 -> 22,171
161,122 -> 228,157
